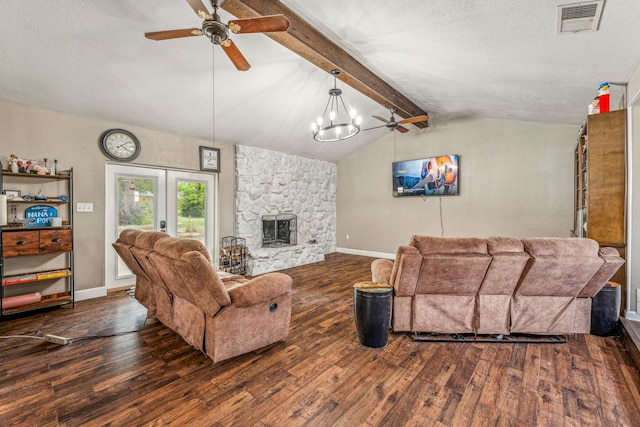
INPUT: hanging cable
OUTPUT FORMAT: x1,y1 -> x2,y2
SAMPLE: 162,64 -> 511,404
439,196 -> 444,236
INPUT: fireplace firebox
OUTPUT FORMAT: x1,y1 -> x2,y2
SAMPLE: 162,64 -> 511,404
262,213 -> 297,247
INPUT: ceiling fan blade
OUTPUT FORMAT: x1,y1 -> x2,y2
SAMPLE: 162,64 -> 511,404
221,39 -> 251,71
185,0 -> 212,19
228,15 -> 290,34
372,115 -> 391,124
145,28 -> 203,40
396,125 -> 410,133
398,115 -> 429,125
361,124 -> 392,132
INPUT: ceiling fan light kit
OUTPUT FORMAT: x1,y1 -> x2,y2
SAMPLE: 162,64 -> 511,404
311,70 -> 362,142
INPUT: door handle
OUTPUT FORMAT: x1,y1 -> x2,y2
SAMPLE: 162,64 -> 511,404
160,220 -> 166,232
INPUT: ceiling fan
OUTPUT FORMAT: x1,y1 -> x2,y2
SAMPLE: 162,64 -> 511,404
362,108 -> 429,133
145,0 -> 290,71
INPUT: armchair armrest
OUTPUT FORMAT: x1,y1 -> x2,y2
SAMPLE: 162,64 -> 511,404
372,259 -> 394,284
228,272 -> 292,308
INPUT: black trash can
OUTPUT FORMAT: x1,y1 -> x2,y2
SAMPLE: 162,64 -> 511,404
590,282 -> 621,337
353,282 -> 392,348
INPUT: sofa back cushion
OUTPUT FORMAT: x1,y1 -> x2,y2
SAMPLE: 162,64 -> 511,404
152,237 -> 230,317
517,237 -> 603,297
579,247 -> 625,297
410,235 -> 487,255
131,231 -> 171,290
480,237 -> 529,295
410,236 -> 491,295
112,229 -> 146,278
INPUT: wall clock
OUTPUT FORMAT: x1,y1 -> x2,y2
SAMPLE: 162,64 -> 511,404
99,129 -> 141,162
200,146 -> 220,172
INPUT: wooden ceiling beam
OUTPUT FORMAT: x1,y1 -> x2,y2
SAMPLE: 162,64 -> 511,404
220,0 -> 429,127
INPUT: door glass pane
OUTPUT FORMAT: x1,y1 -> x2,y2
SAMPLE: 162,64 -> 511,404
116,175 -> 158,278
176,179 -> 206,245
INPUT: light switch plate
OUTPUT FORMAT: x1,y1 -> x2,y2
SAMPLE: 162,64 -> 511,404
77,202 -> 93,212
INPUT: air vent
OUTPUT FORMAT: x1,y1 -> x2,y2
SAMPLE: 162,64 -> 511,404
557,1 -> 605,33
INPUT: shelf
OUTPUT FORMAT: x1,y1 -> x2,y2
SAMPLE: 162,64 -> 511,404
5,199 -> 71,204
1,225 -> 71,231
1,171 -> 71,180
1,292 -> 72,316
2,269 -> 72,286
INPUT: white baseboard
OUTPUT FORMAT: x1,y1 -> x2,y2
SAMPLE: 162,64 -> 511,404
624,311 -> 640,321
74,287 -> 107,302
337,247 -> 394,259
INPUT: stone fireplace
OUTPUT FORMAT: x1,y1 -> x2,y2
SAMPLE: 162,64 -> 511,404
262,213 -> 297,247
235,145 -> 337,275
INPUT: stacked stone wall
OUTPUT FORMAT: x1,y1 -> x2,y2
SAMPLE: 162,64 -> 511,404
235,145 -> 337,275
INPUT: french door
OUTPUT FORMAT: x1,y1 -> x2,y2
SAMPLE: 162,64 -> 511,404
105,164 -> 217,288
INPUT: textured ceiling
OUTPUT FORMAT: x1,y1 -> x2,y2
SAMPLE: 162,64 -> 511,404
1,1 -> 639,162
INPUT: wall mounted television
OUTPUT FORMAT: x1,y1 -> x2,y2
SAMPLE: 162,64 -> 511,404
392,154 -> 459,197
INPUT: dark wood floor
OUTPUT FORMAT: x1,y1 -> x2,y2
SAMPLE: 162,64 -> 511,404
1,253 -> 640,426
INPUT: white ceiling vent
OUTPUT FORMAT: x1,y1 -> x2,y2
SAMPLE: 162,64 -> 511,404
557,1 -> 605,34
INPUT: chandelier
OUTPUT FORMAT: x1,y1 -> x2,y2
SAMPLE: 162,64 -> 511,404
311,69 -> 361,142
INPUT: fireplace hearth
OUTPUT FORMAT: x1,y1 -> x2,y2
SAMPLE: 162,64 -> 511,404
262,213 -> 297,247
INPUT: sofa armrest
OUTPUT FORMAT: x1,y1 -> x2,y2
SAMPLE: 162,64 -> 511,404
372,259 -> 394,284
228,272 -> 292,308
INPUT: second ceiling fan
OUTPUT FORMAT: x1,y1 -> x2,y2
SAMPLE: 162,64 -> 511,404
362,108 -> 429,133
145,0 -> 290,71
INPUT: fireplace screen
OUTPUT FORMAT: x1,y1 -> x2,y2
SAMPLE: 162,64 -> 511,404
262,213 -> 297,247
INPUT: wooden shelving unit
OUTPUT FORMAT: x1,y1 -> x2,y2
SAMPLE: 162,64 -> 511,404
573,109 -> 626,310
1,164 -> 74,317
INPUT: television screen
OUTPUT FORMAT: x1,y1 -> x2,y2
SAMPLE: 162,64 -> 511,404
392,154 -> 459,197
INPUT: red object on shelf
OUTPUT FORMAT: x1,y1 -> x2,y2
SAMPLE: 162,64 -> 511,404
598,82 -> 610,113
2,292 -> 41,309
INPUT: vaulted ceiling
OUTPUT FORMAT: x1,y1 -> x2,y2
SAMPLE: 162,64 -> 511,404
1,1 -> 639,162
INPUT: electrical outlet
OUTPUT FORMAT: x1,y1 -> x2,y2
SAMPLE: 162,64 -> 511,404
346,234 -> 350,240
76,202 -> 93,212
44,334 -> 69,345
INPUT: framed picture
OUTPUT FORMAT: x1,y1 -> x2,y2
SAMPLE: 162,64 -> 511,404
199,146 -> 220,172
4,190 -> 21,200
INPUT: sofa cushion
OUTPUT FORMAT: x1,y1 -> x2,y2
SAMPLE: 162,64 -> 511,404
391,246 -> 422,297
153,236 -> 211,261
518,237 -> 603,297
578,247 -> 625,297
118,229 -> 142,245
173,250 -> 231,316
228,273 -> 292,308
131,232 -> 173,295
135,231 -> 169,251
522,237 -> 599,257
486,236 -> 524,253
410,235 -> 487,255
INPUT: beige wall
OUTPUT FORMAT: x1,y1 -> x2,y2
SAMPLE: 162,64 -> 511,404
337,117 -> 576,254
0,100 -> 236,293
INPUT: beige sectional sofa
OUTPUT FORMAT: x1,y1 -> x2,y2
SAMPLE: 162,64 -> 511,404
371,236 -> 624,336
113,229 -> 292,363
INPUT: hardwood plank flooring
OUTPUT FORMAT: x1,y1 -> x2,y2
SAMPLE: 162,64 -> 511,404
1,253 -> 639,426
